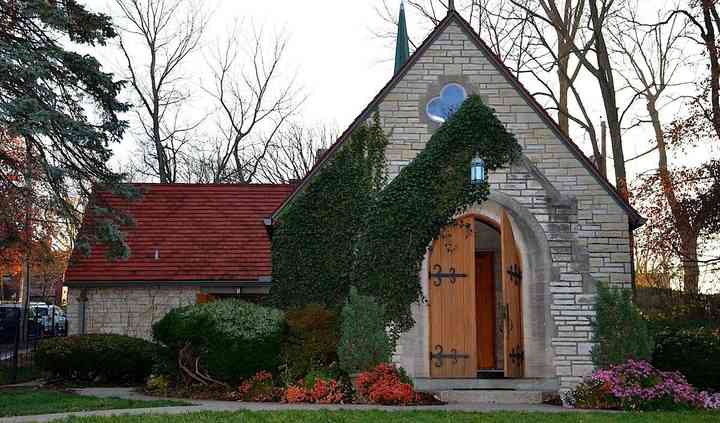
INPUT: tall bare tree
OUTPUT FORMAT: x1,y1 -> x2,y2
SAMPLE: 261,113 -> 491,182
257,124 -> 335,183
115,0 -> 208,183
610,6 -> 701,290
507,0 -> 630,195
661,1 -> 720,141
507,0 -> 613,176
201,26 -> 302,183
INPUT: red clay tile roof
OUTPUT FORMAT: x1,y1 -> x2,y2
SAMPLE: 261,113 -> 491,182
65,184 -> 293,286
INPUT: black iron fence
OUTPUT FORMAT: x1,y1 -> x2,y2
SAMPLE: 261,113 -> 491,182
0,303 -> 67,385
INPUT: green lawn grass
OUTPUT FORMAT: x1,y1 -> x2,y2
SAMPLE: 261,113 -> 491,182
0,388 -> 189,417
61,410 -> 719,423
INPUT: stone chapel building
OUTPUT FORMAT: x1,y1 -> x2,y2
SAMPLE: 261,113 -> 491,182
65,5 -> 643,393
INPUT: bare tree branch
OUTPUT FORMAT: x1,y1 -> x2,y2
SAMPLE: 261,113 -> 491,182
115,0 -> 209,183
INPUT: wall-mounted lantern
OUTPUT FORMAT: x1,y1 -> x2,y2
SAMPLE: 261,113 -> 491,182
471,153 -> 486,185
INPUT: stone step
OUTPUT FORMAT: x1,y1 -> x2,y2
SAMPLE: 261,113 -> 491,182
439,389 -> 545,404
414,377 -> 559,392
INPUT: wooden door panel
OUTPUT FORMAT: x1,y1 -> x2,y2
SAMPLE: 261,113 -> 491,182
475,253 -> 496,370
501,210 -> 524,378
429,216 -> 477,378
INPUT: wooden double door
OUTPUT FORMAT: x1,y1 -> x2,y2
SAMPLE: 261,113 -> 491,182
428,212 -> 524,378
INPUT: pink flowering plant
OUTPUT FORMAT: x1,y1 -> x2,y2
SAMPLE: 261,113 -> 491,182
569,360 -> 720,411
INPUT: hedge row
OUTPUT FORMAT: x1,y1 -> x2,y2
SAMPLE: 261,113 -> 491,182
35,334 -> 157,383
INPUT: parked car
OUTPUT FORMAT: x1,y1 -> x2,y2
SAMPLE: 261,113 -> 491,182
0,304 -> 43,343
29,303 -> 67,336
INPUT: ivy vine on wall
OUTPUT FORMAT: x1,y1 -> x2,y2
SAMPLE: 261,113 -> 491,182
270,95 -> 521,334
269,114 -> 388,311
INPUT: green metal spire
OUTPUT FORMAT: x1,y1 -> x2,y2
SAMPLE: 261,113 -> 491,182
394,0 -> 410,74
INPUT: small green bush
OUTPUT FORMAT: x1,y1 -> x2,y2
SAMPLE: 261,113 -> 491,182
282,304 -> 339,381
337,287 -> 394,374
653,327 -> 720,392
591,284 -> 654,368
153,299 -> 285,383
146,374 -> 170,396
35,334 -> 157,383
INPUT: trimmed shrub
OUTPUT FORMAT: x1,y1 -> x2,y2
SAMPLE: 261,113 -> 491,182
591,284 -> 654,368
337,287 -> 394,374
282,304 -> 339,381
653,327 -> 720,392
569,360 -> 720,411
153,299 -> 285,383
35,334 -> 156,383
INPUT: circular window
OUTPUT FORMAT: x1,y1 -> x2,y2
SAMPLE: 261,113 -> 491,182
426,83 -> 468,123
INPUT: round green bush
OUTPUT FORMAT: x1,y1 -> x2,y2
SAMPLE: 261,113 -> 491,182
35,334 -> 157,383
153,299 -> 285,383
282,303 -> 339,381
652,327 -> 720,392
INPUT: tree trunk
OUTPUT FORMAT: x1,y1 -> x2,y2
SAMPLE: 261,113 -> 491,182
680,234 -> 700,293
701,0 -> 720,141
557,37 -> 571,135
648,97 -> 700,293
152,116 -> 169,183
588,0 -> 627,198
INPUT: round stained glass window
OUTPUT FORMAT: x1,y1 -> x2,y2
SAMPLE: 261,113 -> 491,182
426,83 -> 468,123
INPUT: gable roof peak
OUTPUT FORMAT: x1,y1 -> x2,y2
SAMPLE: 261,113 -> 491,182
273,9 -> 643,229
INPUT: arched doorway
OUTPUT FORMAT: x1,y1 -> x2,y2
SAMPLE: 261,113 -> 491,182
428,210 -> 524,378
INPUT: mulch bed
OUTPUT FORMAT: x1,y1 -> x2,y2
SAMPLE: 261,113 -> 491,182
146,383 -> 444,405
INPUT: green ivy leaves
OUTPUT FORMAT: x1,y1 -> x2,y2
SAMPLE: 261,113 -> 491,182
271,95 -> 521,334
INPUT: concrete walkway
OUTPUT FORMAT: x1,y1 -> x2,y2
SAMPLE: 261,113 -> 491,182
0,386 -> 574,423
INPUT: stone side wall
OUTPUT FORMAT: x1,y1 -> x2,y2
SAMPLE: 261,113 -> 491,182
380,20 -> 632,390
66,286 -> 197,340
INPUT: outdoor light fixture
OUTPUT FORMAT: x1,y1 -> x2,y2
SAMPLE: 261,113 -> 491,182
471,153 -> 486,184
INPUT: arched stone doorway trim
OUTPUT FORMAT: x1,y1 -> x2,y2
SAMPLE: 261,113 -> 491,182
461,192 -> 556,378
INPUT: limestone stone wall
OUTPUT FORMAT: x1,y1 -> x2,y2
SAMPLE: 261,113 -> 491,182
66,286 -> 197,340
380,20 -> 632,390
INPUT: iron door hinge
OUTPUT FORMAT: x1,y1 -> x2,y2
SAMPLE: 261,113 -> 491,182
430,344 -> 470,368
430,264 -> 467,287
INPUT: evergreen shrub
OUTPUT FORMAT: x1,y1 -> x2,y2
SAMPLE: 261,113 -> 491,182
653,327 -> 720,392
153,299 -> 285,383
591,284 -> 654,368
337,287 -> 394,374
